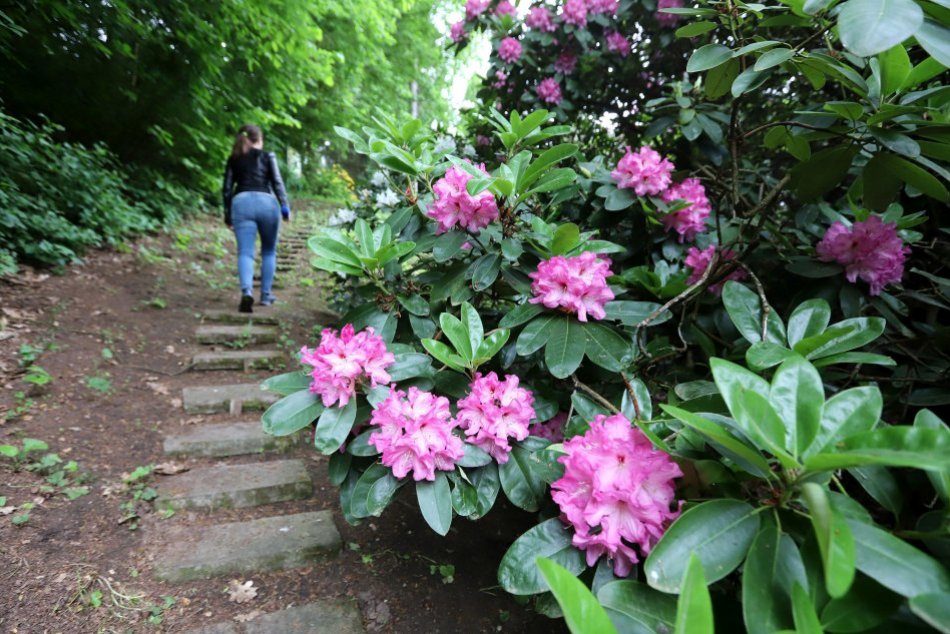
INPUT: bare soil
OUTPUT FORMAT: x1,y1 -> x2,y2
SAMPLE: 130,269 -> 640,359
0,209 -> 561,633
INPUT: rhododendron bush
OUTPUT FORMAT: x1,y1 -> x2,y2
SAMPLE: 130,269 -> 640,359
257,0 -> 950,630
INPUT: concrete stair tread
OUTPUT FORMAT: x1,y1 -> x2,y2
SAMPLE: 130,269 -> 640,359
156,459 -> 312,510
196,325 -> 278,346
201,309 -> 278,325
164,421 -> 294,457
153,511 -> 341,582
187,599 -> 365,633
192,349 -> 284,371
182,384 -> 278,414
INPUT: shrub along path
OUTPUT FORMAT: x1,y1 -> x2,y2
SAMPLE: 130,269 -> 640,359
0,204 -> 554,633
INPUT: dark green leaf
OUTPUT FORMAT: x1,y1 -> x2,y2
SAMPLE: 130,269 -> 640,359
544,317 -> 586,379
597,581 -> 677,634
645,499 -> 760,593
801,483 -> 856,598
808,386 -> 882,456
661,405 -> 774,478
674,555 -> 713,634
790,146 -> 858,201
743,523 -> 795,634
499,444 -> 548,511
583,322 -> 630,372
721,281 -> 786,345
387,352 -> 432,382
838,0 -> 923,57
498,518 -> 586,595
262,390 -> 323,437
313,399 -> 357,454
499,303 -> 544,328
849,520 -> 950,597
805,426 -> 950,471
416,471 -> 452,536
787,299 -> 832,347
909,593 -> 950,633
516,315 -> 557,356
262,371 -> 311,396
537,557 -> 619,634
687,44 -> 734,73
792,583 -> 823,634
769,355 -> 824,456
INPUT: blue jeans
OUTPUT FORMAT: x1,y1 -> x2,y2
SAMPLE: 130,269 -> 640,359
231,191 -> 280,299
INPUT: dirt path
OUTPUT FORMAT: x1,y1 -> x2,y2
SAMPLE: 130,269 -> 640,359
0,206 -> 557,633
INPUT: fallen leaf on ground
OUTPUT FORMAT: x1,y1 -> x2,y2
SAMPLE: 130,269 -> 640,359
227,579 -> 258,604
170,398 -> 182,409
101,482 -> 128,497
153,462 -> 189,475
234,610 -> 263,623
0,506 -> 17,515
146,382 -> 169,395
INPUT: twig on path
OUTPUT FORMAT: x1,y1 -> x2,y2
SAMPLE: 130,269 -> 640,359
126,363 -> 194,377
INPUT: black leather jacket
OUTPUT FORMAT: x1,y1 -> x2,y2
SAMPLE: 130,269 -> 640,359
222,149 -> 290,224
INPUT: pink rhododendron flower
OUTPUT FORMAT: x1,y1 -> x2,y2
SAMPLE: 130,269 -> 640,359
450,20 -> 467,43
465,0 -> 490,20
498,36 -> 523,63
299,324 -> 395,408
529,412 -> 566,442
427,164 -> 499,234
611,146 -> 674,196
456,372 -> 535,463
587,0 -> 620,14
493,69 -> 508,88
554,51 -> 578,74
551,414 -> 682,576
537,77 -> 563,104
606,31 -> 631,57
368,387 -> 464,481
495,0 -> 517,17
661,178 -> 711,242
684,245 -> 747,295
526,6 -> 556,31
529,251 -> 615,322
561,0 -> 588,26
656,0 -> 684,25
816,216 -> 909,295
476,134 -> 491,147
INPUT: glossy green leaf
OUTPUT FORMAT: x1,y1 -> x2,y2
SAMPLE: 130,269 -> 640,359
721,281 -> 786,345
262,389 -> 323,436
660,405 -> 774,478
365,472 -> 401,516
754,47 -> 795,71
499,444 -> 548,512
791,583 -> 824,634
460,302 -> 483,359
909,593 -> 950,633
439,312 -> 472,361
474,329 -> 510,365
736,390 -> 798,465
387,352 -> 432,382
537,557 -> 619,634
262,371 -> 311,396
787,299 -> 832,347
808,386 -> 882,456
498,518 -> 586,595
674,555 -> 713,634
837,0 -> 923,57
604,300 -> 672,326
914,409 -> 950,502
879,45 -> 912,94
770,355 -> 824,456
545,317 -> 585,379
743,522 -> 795,634
790,146 -> 858,201
675,21 -> 717,37
516,314 -> 557,356
499,303 -> 544,328
313,399 -> 357,454
914,19 -> 950,67
805,426 -> 950,471
793,318 -> 885,359
687,43 -> 734,73
420,338 -> 466,371
801,483 -> 856,598
471,253 -> 502,290
849,520 -> 950,597
849,466 -> 903,516
597,581 -> 677,634
746,342 -> 796,371
645,499 -> 759,593
416,471 -> 452,536
820,574 -> 902,632
583,322 -> 630,372
457,443 -> 493,468
470,463 -> 500,518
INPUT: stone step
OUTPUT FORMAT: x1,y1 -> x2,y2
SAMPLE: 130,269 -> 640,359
195,325 -> 278,346
202,309 -> 278,326
192,349 -> 284,371
187,600 -> 365,634
182,384 -> 279,414
156,460 -> 312,511
153,511 -> 341,582
164,421 -> 295,458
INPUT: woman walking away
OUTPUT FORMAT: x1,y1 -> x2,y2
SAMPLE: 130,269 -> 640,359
222,124 -> 291,313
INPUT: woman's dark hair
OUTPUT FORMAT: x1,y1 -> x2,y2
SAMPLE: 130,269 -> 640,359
231,124 -> 262,158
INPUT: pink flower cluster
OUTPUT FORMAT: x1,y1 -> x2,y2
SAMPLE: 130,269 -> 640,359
529,251 -> 615,322
529,412 -> 566,442
588,0 -> 620,14
299,325 -> 394,407
816,216 -> 909,295
368,388 -> 464,481
537,77 -> 562,104
656,0 -> 684,25
495,0 -> 517,17
554,51 -> 578,74
498,36 -> 523,63
526,6 -> 556,31
551,414 -> 682,576
493,69 -> 508,88
661,177 -> 711,242
450,21 -> 467,43
606,31 -> 631,57
427,164 -> 499,234
684,245 -> 747,295
611,146 -> 674,196
465,0 -> 490,20
456,372 -> 535,463
562,0 -> 588,26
